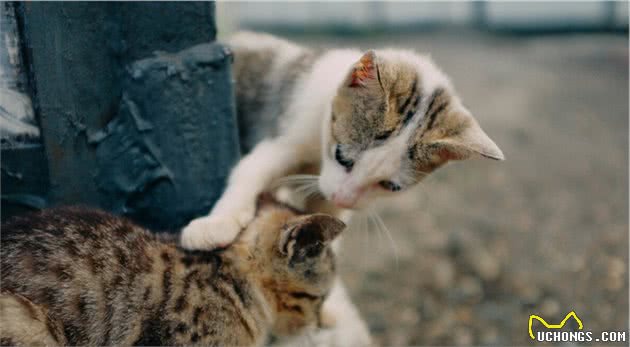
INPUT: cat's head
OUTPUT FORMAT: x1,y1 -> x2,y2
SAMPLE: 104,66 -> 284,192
319,50 -> 504,209
232,194 -> 345,336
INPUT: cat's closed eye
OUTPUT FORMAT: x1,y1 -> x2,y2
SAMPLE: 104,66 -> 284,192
379,180 -> 401,192
334,145 -> 354,171
374,130 -> 393,141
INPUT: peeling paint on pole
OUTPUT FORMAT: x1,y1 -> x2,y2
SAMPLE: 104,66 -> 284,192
11,2 -> 239,229
90,44 -> 238,229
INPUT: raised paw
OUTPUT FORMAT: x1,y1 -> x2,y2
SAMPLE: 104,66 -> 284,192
180,215 -> 242,250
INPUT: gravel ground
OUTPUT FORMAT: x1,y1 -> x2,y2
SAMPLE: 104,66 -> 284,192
283,31 -> 628,346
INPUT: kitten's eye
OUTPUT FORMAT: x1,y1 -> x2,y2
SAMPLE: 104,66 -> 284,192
335,145 -> 354,171
379,180 -> 401,192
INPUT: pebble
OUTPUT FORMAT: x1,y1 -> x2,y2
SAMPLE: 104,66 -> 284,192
399,307 -> 420,325
420,294 -> 439,320
480,326 -> 499,345
453,327 -> 474,346
605,257 -> 626,291
512,276 -> 542,305
421,231 -> 449,251
453,276 -> 483,303
608,257 -> 625,277
540,298 -> 560,317
467,249 -> 501,281
432,259 -> 456,289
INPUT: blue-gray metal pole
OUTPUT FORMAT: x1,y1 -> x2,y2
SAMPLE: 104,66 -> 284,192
12,2 -> 239,229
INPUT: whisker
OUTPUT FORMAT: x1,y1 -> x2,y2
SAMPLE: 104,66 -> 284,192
270,180 -> 315,190
287,182 -> 324,207
413,168 -> 430,175
290,181 -> 323,203
371,212 -> 384,252
303,187 -> 322,201
362,212 -> 371,264
366,213 -> 378,257
277,174 -> 319,182
271,174 -> 319,189
369,209 -> 399,267
277,178 -> 319,184
294,182 -> 317,194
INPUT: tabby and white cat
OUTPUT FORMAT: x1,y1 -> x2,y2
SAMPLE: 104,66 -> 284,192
182,31 -> 503,250
181,32 -> 503,346
0,195 -> 344,346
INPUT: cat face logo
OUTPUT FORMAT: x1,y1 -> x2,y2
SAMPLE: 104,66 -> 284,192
528,311 -> 583,340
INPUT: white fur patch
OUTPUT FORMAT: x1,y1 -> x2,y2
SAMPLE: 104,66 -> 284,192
317,49 -> 461,208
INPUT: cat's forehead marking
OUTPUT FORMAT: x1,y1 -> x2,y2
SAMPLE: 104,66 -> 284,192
331,50 -> 458,162
396,77 -> 418,115
341,81 -> 455,188
388,79 -> 447,147
424,87 -> 449,131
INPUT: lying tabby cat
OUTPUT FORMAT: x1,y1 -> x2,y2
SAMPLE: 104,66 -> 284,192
0,195 -> 344,346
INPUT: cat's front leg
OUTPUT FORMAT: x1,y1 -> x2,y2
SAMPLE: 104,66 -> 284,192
181,139 -> 306,250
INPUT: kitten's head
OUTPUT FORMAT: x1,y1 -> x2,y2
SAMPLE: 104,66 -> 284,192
232,194 -> 345,336
319,50 -> 504,209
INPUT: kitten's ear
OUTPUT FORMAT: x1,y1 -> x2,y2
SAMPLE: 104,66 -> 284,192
279,214 -> 345,262
346,50 -> 378,88
434,113 -> 504,161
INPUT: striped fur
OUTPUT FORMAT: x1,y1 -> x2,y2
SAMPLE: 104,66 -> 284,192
1,198 -> 344,346
180,31 -> 504,347
222,32 -> 504,213
325,49 -> 504,207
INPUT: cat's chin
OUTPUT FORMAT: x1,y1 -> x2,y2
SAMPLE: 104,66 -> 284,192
331,201 -> 357,210
330,199 -> 369,211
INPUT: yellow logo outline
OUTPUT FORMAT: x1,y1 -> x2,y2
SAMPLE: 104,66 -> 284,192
528,311 -> 583,340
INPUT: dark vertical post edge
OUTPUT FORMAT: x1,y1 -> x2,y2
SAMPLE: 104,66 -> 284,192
1,2 -> 49,220
5,2 -> 239,230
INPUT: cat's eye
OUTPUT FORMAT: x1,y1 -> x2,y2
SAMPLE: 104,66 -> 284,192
379,180 -> 401,192
334,145 -> 354,171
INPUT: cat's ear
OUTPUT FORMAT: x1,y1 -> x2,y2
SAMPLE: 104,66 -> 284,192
279,214 -> 345,262
433,113 -> 504,161
346,50 -> 379,88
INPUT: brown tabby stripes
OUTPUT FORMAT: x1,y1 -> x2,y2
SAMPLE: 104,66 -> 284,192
425,88 -> 449,130
1,203 -> 340,346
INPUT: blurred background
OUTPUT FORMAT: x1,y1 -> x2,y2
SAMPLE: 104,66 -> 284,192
218,2 -> 628,346
2,2 -> 628,346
